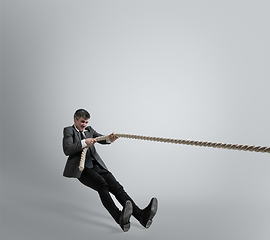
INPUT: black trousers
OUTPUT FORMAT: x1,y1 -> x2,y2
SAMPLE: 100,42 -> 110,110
78,162 -> 141,222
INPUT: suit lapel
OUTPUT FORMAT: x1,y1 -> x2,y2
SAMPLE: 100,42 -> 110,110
72,125 -> 81,141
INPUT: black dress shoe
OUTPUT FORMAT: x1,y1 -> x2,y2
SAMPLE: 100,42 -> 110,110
139,197 -> 158,228
119,200 -> 133,232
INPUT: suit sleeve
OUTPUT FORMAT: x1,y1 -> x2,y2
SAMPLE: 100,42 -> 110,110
62,127 -> 83,156
90,126 -> 110,145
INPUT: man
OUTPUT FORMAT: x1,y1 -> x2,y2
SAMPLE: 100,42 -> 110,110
62,109 -> 158,232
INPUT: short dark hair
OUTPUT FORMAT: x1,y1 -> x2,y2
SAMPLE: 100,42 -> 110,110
74,109 -> 90,120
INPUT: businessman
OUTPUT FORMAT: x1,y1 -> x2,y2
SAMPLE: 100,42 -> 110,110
62,109 -> 158,232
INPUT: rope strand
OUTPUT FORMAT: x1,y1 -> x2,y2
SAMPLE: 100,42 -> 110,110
79,133 -> 270,171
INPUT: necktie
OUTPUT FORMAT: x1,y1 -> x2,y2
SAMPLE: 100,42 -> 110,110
80,131 -> 93,169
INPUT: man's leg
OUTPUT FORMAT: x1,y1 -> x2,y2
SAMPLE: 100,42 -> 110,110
78,167 -> 121,222
99,170 -> 142,220
100,169 -> 158,229
78,167 -> 133,231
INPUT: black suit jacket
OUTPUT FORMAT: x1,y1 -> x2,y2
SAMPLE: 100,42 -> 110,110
62,125 -> 109,178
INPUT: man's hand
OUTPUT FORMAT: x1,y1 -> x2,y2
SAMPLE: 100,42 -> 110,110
85,138 -> 97,146
109,132 -> 118,143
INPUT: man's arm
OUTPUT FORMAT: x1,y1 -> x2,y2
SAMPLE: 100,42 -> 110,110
62,127 -> 82,156
93,131 -> 118,144
88,126 -> 110,145
84,127 -> 118,145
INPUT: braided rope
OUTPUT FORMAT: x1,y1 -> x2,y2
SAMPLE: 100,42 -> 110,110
79,133 -> 270,171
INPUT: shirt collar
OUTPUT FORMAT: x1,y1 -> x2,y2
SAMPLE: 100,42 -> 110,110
74,125 -> 88,133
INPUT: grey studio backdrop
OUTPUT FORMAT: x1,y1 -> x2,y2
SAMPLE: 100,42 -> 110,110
1,0 -> 270,240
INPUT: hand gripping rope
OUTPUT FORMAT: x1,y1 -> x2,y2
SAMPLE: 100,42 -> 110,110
78,133 -> 270,171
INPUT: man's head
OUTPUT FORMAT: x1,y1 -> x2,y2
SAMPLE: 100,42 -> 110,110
74,109 -> 90,131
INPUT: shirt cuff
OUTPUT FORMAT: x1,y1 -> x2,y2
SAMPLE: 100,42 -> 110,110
81,139 -> 88,148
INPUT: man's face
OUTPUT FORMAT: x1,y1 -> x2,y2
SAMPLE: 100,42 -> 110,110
74,117 -> 89,132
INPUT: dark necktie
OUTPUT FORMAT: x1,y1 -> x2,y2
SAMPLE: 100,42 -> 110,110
80,131 -> 93,169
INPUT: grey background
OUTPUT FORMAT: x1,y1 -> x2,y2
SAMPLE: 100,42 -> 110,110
1,0 -> 270,239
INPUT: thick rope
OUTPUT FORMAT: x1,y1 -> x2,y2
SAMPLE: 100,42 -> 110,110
79,133 -> 270,171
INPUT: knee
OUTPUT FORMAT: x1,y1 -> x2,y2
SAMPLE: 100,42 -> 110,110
97,182 -> 109,192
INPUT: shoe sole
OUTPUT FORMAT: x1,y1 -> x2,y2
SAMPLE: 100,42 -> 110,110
145,197 -> 158,229
122,222 -> 130,232
122,201 -> 133,232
